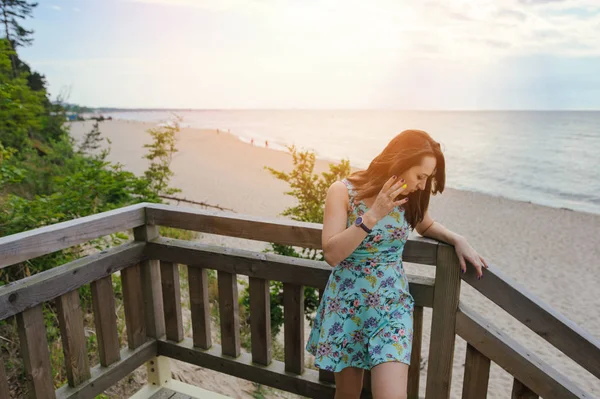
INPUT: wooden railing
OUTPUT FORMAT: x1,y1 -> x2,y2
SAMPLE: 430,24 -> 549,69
0,203 -> 598,399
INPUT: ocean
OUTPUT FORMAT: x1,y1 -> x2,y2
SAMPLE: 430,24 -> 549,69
105,110 -> 600,215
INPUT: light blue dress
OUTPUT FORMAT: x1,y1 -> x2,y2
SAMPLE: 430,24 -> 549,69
306,178 -> 415,372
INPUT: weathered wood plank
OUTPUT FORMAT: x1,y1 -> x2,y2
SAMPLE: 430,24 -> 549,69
461,264 -> 600,380
188,266 -> 212,349
146,204 -> 323,248
0,242 -> 144,321
121,263 -> 147,349
55,340 -> 157,399
0,203 -> 146,268
249,277 -> 271,366
512,379 -> 539,399
425,243 -> 460,399
146,238 -> 435,307
283,283 -> 304,374
56,290 -> 91,387
16,305 -> 55,399
91,276 -> 121,367
408,305 -> 423,399
160,261 -> 184,342
148,388 -> 177,399
145,204 -> 438,265
217,271 -> 240,357
456,304 -> 590,399
0,352 -> 10,399
134,225 -> 166,340
461,344 -> 490,399
157,338 -> 336,399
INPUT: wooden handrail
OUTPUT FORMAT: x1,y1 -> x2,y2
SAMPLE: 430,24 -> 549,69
456,303 -> 591,398
0,202 -> 146,269
0,242 -> 145,321
145,237 -> 436,307
461,264 -> 600,380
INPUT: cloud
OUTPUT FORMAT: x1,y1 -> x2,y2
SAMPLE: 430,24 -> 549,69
126,0 -> 600,57
49,5 -> 61,11
73,7 -> 80,12
519,0 -> 566,4
496,8 -> 528,21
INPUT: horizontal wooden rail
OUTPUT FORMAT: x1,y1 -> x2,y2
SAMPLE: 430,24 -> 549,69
146,237 -> 435,306
456,304 -> 591,399
55,340 -> 157,399
461,265 -> 600,380
0,242 -> 145,321
157,338 -> 336,399
0,202 -> 146,269
145,203 -> 439,265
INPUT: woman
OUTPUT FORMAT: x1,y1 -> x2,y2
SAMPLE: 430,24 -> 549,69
306,130 -> 488,399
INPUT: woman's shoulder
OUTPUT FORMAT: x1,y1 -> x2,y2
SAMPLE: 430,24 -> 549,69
327,180 -> 352,204
329,179 -> 349,195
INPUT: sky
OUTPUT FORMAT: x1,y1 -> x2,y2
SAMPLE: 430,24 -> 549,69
15,0 -> 600,110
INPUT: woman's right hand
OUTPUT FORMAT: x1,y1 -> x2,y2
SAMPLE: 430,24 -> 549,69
366,176 -> 409,222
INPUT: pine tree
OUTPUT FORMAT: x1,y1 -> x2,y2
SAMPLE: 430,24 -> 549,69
0,0 -> 38,75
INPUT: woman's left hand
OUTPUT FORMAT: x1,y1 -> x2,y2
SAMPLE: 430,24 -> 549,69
454,237 -> 488,279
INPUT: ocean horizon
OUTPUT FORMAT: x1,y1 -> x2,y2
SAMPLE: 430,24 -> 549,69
100,109 -> 600,215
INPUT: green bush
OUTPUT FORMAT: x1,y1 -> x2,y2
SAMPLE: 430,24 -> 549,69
240,146 -> 350,335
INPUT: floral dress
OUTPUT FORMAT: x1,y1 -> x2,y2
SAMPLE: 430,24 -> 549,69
306,178 -> 415,372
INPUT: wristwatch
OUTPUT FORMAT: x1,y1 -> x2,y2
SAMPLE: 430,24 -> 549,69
354,216 -> 372,234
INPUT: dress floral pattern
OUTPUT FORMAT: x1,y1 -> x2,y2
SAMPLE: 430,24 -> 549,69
306,178 -> 415,372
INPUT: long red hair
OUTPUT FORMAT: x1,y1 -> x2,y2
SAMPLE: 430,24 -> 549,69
347,129 -> 445,229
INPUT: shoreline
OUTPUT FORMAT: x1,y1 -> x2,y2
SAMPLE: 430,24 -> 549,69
95,117 -> 597,216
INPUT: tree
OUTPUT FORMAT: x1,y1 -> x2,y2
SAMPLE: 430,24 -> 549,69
0,0 -> 37,75
143,118 -> 182,197
0,39 -> 45,151
0,0 -> 37,47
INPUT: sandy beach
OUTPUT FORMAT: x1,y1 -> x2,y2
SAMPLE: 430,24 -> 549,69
69,120 -> 600,398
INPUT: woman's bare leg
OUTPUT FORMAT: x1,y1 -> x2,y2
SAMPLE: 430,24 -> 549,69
370,361 -> 409,399
334,367 -> 364,399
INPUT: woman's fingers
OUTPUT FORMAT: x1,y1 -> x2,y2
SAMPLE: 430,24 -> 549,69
382,175 -> 398,192
389,182 -> 407,199
458,257 -> 467,274
394,197 -> 409,207
470,257 -> 484,279
480,256 -> 489,269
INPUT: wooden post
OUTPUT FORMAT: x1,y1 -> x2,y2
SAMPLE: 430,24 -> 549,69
16,306 -> 55,399
512,379 -> 539,399
133,224 -> 165,340
121,263 -> 146,349
91,275 -> 121,367
160,261 -> 184,342
56,290 -> 91,387
134,223 -> 171,388
425,243 -> 461,398
284,283 -> 304,374
462,344 -> 490,399
218,271 -> 241,357
188,265 -> 212,349
249,277 -> 272,366
408,305 -> 424,398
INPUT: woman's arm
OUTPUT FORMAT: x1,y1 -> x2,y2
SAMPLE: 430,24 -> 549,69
416,211 -> 488,278
322,178 -> 408,266
321,182 -> 372,266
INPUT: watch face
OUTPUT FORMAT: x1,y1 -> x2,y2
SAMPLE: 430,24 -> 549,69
355,216 -> 363,225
